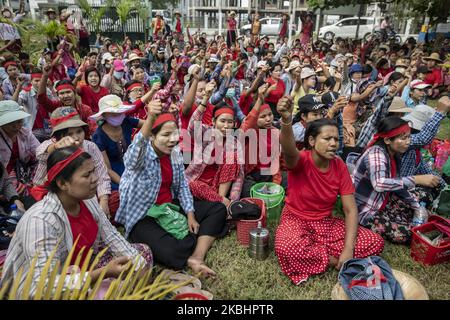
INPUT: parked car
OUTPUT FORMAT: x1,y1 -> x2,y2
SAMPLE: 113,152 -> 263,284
319,17 -> 383,40
241,17 -> 296,37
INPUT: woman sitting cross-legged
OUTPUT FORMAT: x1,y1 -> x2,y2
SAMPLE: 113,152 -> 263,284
352,117 -> 441,244
115,100 -> 228,277
274,96 -> 384,285
0,147 -> 152,298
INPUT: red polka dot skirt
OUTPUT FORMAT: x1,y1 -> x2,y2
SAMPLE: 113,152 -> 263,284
275,206 -> 385,285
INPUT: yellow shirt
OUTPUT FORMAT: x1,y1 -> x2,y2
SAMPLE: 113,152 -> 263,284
293,86 -> 316,114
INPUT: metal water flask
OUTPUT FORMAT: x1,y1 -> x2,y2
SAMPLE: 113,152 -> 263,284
248,221 -> 269,260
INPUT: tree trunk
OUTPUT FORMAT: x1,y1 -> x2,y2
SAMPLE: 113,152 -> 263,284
355,5 -> 363,40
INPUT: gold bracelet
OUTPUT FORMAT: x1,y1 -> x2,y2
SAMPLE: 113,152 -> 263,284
280,117 -> 292,126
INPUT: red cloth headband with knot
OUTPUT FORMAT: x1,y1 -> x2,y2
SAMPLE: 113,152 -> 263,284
30,148 -> 85,201
367,123 -> 411,148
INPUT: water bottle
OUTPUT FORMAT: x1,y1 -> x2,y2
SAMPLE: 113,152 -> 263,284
411,202 -> 429,227
10,204 -> 23,219
427,157 -> 435,171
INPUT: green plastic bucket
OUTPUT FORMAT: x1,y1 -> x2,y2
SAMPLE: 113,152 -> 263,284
250,182 -> 285,222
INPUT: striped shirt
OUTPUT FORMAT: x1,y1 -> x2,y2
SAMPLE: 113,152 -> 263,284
185,106 -> 244,201
0,193 -> 143,299
352,146 -> 419,224
33,139 -> 111,197
115,132 -> 195,237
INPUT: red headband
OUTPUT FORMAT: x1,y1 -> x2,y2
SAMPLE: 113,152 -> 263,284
56,83 -> 75,92
214,108 -> 235,118
152,113 -> 177,129
31,73 -> 42,80
49,111 -> 79,129
367,123 -> 411,148
260,104 -> 271,113
30,148 -> 84,201
126,82 -> 143,92
3,61 -> 17,69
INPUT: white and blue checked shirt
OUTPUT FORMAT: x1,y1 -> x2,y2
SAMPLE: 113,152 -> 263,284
115,132 -> 195,237
400,111 -> 446,188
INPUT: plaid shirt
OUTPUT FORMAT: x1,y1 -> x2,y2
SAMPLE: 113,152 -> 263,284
400,111 -> 446,188
352,146 -> 419,224
185,106 -> 244,201
0,193 -> 142,298
356,96 -> 393,148
33,139 -> 111,197
115,132 -> 194,237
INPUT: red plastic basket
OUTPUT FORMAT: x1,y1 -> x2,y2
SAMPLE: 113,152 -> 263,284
410,215 -> 450,266
235,198 -> 266,247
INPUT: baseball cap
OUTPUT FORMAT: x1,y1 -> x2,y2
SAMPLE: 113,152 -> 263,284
50,107 -> 87,135
410,80 -> 431,90
321,92 -> 340,108
113,59 -> 125,72
402,104 -> 436,131
298,94 -> 326,114
387,97 -> 413,114
157,47 -> 165,54
301,67 -> 316,79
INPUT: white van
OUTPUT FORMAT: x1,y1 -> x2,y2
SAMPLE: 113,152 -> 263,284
319,17 -> 383,40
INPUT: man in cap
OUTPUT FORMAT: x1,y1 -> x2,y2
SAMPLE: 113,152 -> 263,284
291,94 -> 328,147
401,79 -> 432,108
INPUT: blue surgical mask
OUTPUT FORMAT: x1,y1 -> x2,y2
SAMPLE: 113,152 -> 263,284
113,71 -> 124,79
104,113 -> 125,126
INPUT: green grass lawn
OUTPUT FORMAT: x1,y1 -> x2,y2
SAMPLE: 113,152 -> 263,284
200,218 -> 450,300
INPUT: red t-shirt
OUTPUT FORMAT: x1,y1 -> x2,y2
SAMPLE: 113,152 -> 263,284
155,155 -> 173,205
239,92 -> 255,116
265,78 -> 286,104
285,150 -> 355,221
67,201 -> 99,266
79,85 -> 110,113
424,67 -> 443,86
179,103 -> 214,153
199,148 -> 218,185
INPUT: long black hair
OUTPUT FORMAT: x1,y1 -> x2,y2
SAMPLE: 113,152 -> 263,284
47,147 -> 92,193
365,116 -> 409,167
304,118 -> 338,150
